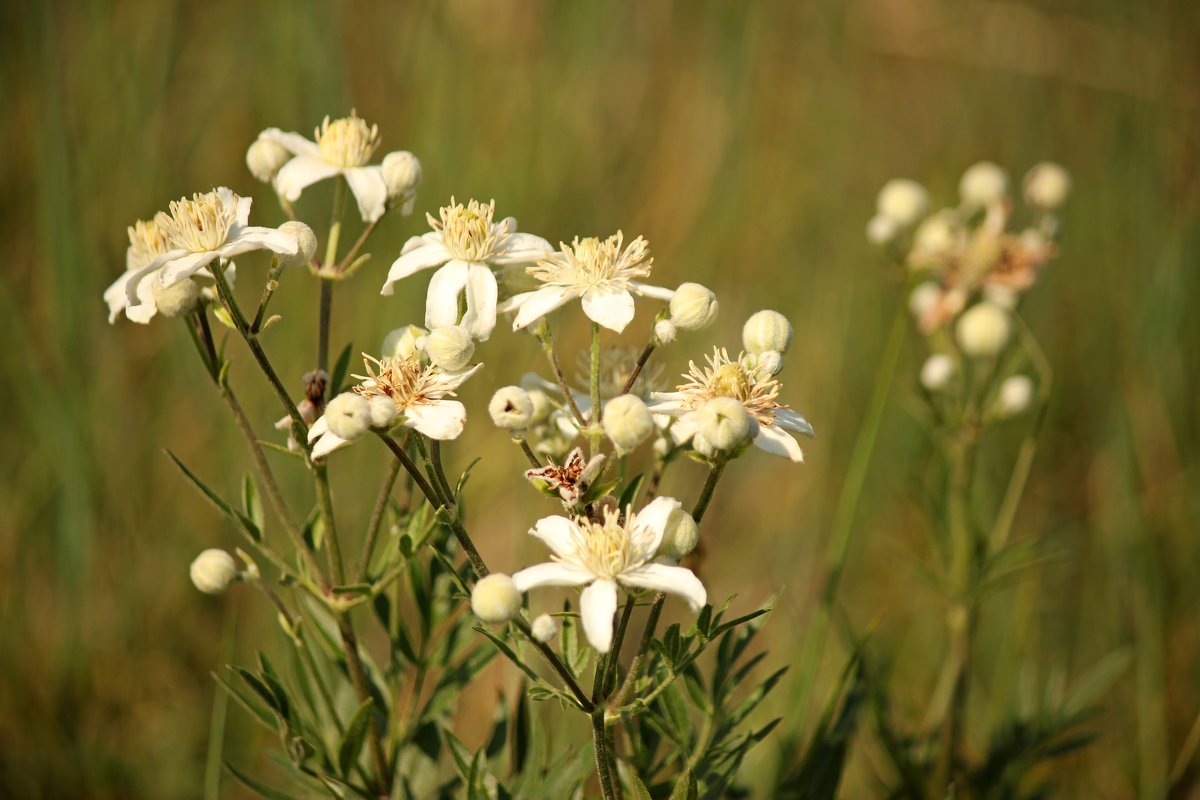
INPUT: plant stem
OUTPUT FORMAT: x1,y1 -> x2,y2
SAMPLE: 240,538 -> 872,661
203,600 -> 237,800
317,280 -> 332,375
317,177 -> 346,376
618,340 -> 655,397
536,325 -> 587,425
603,595 -> 637,698
313,463 -> 348,585
592,710 -> 618,800
337,614 -> 390,794
428,439 -> 456,506
250,260 -> 282,334
335,217 -> 380,273
515,437 -> 542,469
589,322 -> 602,457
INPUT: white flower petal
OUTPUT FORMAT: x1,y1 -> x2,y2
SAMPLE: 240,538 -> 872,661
494,232 -> 554,264
273,155 -> 341,202
381,240 -> 452,296
461,263 -> 498,341
754,423 -> 805,462
158,251 -> 220,289
668,412 -> 700,445
511,286 -> 575,331
580,579 -> 619,653
437,362 -> 484,392
581,286 -> 636,333
312,430 -> 351,459
645,393 -> 690,417
620,563 -> 706,612
630,281 -> 675,301
344,166 -> 388,223
425,261 -> 471,330
125,271 -> 160,324
512,561 -> 593,592
308,415 -> 329,442
773,408 -> 815,438
122,250 -> 183,305
631,496 -> 681,550
258,128 -> 321,158
234,192 -> 253,227
104,270 -> 138,322
218,226 -> 300,260
403,400 -> 466,440
529,515 -> 579,559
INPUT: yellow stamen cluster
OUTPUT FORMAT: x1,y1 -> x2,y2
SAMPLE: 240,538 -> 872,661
430,198 -> 509,262
352,354 -> 447,411
316,112 -> 380,168
676,347 -> 785,425
529,231 -> 652,289
576,346 -> 665,399
161,190 -> 239,252
127,217 -> 171,269
559,507 -> 655,579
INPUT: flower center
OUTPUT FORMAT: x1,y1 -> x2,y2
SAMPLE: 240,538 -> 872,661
353,354 -> 443,410
678,347 -> 785,425
528,231 -> 652,290
161,190 -> 239,252
316,113 -> 380,168
431,198 -> 508,262
127,216 -> 171,269
565,508 -> 655,578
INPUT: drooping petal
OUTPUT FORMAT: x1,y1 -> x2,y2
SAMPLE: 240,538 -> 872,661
258,128 -> 322,158
529,515 -> 580,559
273,155 -> 341,202
425,261 -> 471,330
630,281 -> 675,301
460,263 -> 498,341
645,392 -> 691,417
436,362 -> 484,393
403,400 -> 467,440
494,232 -> 554,265
512,562 -> 593,592
510,286 -> 575,331
157,250 -> 220,289
344,165 -> 388,223
381,240 -> 452,296
307,415 -> 329,442
122,249 -> 186,305
581,286 -> 636,333
754,423 -> 805,462
579,579 -> 619,653
104,270 -> 138,322
311,430 -> 351,459
620,563 -> 706,612
217,226 -> 300,261
124,271 -> 160,324
667,411 -> 701,445
773,408 -> 816,438
631,496 -> 682,551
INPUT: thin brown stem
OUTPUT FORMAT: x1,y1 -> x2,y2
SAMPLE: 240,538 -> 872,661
429,440 -> 456,506
536,326 -> 587,425
516,437 -> 542,469
618,341 -> 655,397
511,617 -> 592,711
335,218 -> 380,273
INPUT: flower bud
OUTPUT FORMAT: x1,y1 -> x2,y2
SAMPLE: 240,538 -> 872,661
368,396 -> 398,429
657,508 -> 699,561
669,283 -> 719,331
695,397 -> 756,451
382,325 -> 426,361
960,161 -> 1008,208
995,375 -> 1034,417
755,350 -> 783,376
956,302 -> 1011,358
866,213 -> 899,245
920,353 -> 956,392
489,386 -> 534,430
877,179 -> 928,227
1023,162 -> 1070,211
246,136 -> 290,183
325,392 -> 371,440
653,436 -> 671,458
424,326 -> 474,371
151,276 -> 201,318
190,549 -> 238,595
526,388 -> 552,425
471,573 -> 522,623
908,283 -> 942,319
382,151 -> 422,200
602,394 -> 654,452
911,211 -> 959,263
743,310 -> 792,356
277,221 -> 317,269
531,614 -> 558,643
654,319 -> 677,344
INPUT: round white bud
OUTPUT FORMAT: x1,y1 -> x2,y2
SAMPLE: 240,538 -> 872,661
489,386 -> 534,430
911,211 -> 959,262
908,283 -> 942,319
531,614 -> 558,643
919,353 -> 956,392
382,325 -> 426,361
368,396 -> 398,429
866,213 -> 899,245
1023,162 -> 1070,211
151,277 -> 201,318
526,388 -> 552,426
470,573 -> 522,623
669,283 -> 719,331
657,508 -> 699,561
995,375 -> 1034,417
246,137 -> 290,183
325,392 -> 372,440
960,161 -> 1008,208
190,549 -> 238,595
695,397 -> 757,451
654,319 -> 677,344
276,221 -> 317,269
602,394 -> 654,452
424,326 -> 474,371
877,179 -> 929,227
653,436 -> 672,458
755,350 -> 783,376
382,151 -> 422,200
956,303 -> 1012,358
742,310 -> 792,356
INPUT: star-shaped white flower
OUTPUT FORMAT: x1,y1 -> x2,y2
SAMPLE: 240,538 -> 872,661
649,347 -> 815,462
500,231 -> 674,334
117,187 -> 297,317
380,198 -> 552,341
258,113 -> 393,223
308,353 -> 482,458
511,496 -> 706,653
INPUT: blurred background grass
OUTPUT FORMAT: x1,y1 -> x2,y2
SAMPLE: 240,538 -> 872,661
1,0 -> 1198,797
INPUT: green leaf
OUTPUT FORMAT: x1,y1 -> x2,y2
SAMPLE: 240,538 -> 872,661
618,473 -> 645,510
242,473 -> 265,537
258,439 -> 305,460
212,305 -> 237,330
338,698 -> 375,777
165,450 -> 260,542
1062,648 -> 1133,717
330,341 -> 354,395
632,776 -> 654,800
212,671 -> 278,734
668,771 -> 697,800
223,762 -> 299,800
474,626 -> 543,684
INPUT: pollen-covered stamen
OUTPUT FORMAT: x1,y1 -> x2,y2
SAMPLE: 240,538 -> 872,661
528,231 -> 652,290
315,112 -> 380,168
127,216 -> 171,269
430,198 -> 509,262
676,347 -> 786,425
558,507 -> 657,579
352,354 -> 452,411
161,190 -> 240,253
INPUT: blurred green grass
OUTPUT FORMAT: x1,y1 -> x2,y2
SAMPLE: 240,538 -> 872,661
1,0 -> 1197,797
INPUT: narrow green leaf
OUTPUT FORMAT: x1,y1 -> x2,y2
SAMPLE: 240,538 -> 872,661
632,776 -> 654,800
212,671 -> 277,733
242,474 -> 265,536
1063,648 -> 1133,717
330,342 -> 354,394
618,473 -> 645,510
223,762 -> 298,800
165,450 -> 260,541
668,771 -> 697,800
338,698 -> 375,777
473,626 -> 542,684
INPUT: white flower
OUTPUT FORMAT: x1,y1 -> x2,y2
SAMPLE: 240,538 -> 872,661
258,112 -> 397,223
649,347 -> 814,462
471,574 -> 523,624
960,161 -> 1008,208
190,549 -> 238,595
956,302 -> 1011,358
501,231 -> 674,334
877,179 -> 929,227
381,198 -> 552,340
511,497 -> 706,652
308,353 -> 481,457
